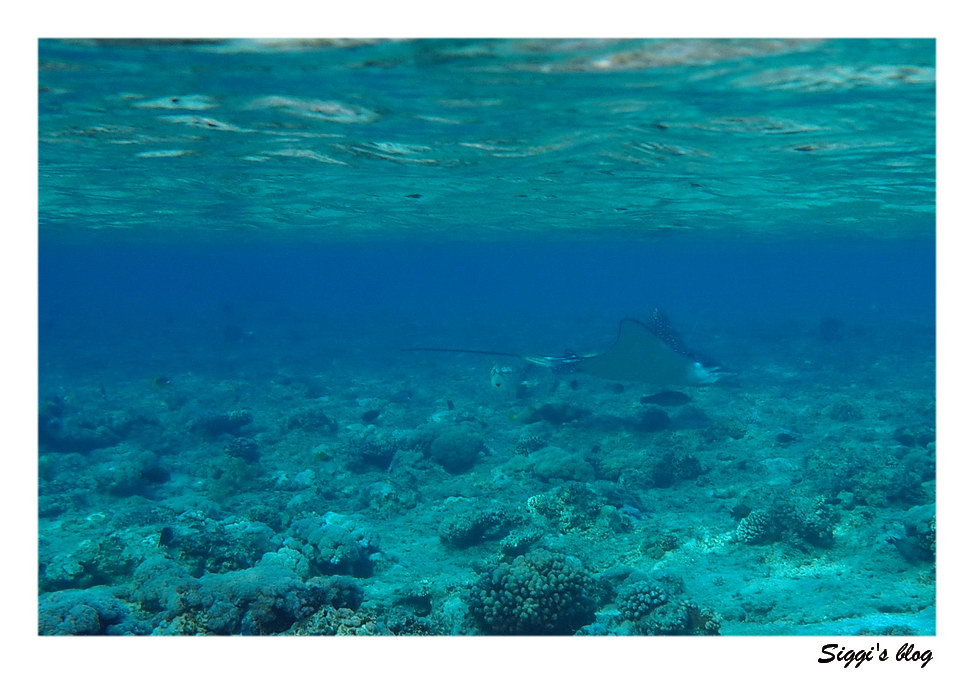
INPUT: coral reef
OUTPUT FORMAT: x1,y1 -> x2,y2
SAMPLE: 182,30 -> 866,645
887,506 -> 936,564
290,606 -> 380,636
160,511 -> 279,575
91,446 -> 169,496
291,517 -> 379,577
614,574 -> 721,635
649,600 -> 722,635
596,443 -> 702,490
734,509 -> 773,544
347,427 -> 431,471
225,437 -> 260,462
526,446 -> 594,482
429,429 -> 484,474
168,553 -> 323,635
499,528 -> 543,557
39,395 -> 153,454
207,456 -> 263,504
641,532 -> 681,559
285,407 -> 338,433
468,550 -> 597,635
733,494 -> 839,548
438,508 -> 516,549
189,410 -> 253,438
514,433 -> 547,455
649,451 -> 702,488
308,576 -> 365,610
526,483 -> 605,533
39,587 -> 148,635
129,556 -> 200,614
618,580 -> 669,621
36,37 -> 936,639
893,424 -> 935,448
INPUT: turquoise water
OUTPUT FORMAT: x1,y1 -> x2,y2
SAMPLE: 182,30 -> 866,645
38,39 -> 935,636
40,38 -> 933,239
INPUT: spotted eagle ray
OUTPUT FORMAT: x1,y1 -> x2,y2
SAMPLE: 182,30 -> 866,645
403,308 -> 726,387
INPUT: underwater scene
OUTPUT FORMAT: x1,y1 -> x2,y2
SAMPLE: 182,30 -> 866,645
38,38 -> 935,636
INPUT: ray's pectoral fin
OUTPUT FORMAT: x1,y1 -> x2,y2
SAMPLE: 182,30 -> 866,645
574,317 -> 724,386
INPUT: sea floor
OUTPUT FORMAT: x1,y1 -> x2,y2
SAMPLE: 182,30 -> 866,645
37,316 -> 935,636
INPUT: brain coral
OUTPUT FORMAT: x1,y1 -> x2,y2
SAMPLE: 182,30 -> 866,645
468,550 -> 596,635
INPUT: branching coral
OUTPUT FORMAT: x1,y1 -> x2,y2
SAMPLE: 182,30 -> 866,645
469,550 -> 596,635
